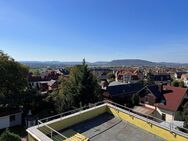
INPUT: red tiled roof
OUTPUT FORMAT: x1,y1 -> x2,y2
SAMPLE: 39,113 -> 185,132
181,74 -> 188,79
155,85 -> 187,112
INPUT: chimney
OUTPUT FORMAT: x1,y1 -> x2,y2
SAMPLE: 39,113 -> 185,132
158,83 -> 164,93
115,71 -> 119,82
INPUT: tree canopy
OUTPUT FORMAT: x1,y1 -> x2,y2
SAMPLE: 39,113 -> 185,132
107,72 -> 115,82
0,50 -> 29,107
172,80 -> 184,88
53,60 -> 102,113
0,129 -> 21,141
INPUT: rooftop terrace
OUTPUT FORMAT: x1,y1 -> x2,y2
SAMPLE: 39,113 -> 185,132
62,113 -> 165,141
27,101 -> 188,141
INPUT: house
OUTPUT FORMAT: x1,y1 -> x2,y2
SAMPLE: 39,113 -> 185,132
139,84 -> 165,107
36,80 -> 57,94
152,73 -> 171,84
28,74 -> 43,89
146,72 -> 171,84
115,71 -> 140,84
0,109 -> 22,129
154,85 -> 188,122
133,84 -> 165,115
174,71 -> 188,80
134,68 -> 144,80
28,71 -> 59,93
181,74 -> 188,87
90,68 -> 112,80
55,68 -> 69,76
135,84 -> 188,122
48,79 -> 57,92
102,82 -> 144,102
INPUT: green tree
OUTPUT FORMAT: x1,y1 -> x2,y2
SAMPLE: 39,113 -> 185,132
52,76 -> 75,112
179,81 -> 185,88
172,80 -> 179,87
0,129 -> 21,141
54,59 -> 102,113
0,50 -> 29,107
30,68 -> 41,75
107,72 -> 115,82
23,89 -> 53,115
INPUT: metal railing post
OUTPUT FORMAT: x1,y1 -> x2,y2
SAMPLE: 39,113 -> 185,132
50,130 -> 53,139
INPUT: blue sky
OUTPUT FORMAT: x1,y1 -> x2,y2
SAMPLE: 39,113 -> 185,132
0,0 -> 188,62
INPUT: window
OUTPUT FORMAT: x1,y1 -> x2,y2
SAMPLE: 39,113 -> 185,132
162,113 -> 166,121
10,115 -> 16,122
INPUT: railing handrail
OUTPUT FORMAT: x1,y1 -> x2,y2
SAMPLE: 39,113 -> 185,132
37,100 -> 188,140
39,101 -> 105,122
105,100 -> 188,137
37,100 -> 106,140
105,100 -> 164,122
38,120 -> 69,140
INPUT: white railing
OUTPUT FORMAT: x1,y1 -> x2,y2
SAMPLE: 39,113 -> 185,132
37,101 -> 105,141
106,100 -> 188,138
38,101 -> 105,123
37,100 -> 188,140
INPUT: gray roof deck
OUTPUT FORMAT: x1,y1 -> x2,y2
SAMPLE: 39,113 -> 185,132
60,113 -> 166,141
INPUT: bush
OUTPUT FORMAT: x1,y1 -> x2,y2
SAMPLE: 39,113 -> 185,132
172,80 -> 179,87
0,129 -> 21,141
171,80 -> 185,88
179,81 -> 185,88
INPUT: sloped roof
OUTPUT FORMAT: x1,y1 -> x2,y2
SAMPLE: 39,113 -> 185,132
0,109 -> 22,117
181,74 -> 188,79
153,73 -> 171,81
155,85 -> 187,112
147,85 -> 163,100
107,82 -> 144,96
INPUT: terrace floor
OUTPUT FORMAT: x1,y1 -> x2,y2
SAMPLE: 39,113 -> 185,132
60,113 -> 166,141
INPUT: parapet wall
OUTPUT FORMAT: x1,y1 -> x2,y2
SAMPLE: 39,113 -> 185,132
107,104 -> 188,141
39,104 -> 107,134
28,102 -> 188,141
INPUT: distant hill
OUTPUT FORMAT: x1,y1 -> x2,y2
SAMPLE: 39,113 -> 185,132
20,59 -> 188,68
108,59 -> 156,66
20,61 -> 83,68
107,60 -> 188,67
158,62 -> 188,67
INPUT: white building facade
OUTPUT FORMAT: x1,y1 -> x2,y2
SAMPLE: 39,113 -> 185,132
0,112 -> 22,129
